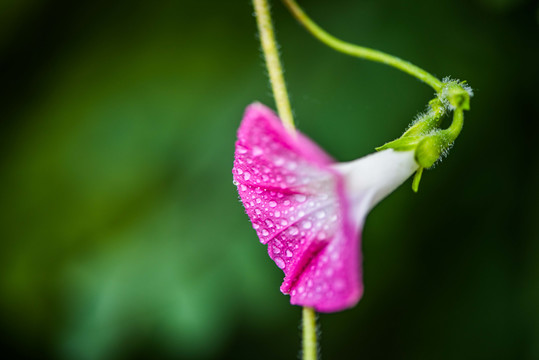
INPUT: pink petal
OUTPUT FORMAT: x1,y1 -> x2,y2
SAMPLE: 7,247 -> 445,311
233,103 -> 362,312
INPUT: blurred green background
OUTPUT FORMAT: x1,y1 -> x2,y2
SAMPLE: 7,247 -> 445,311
0,0 -> 538,359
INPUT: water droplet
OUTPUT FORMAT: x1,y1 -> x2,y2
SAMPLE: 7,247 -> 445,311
295,194 -> 306,203
275,257 -> 285,269
286,249 -> 293,258
255,187 -> 263,194
325,268 -> 334,277
240,184 -> 247,192
303,221 -> 312,229
274,210 -> 281,217
286,175 -> 296,184
288,226 -> 299,235
237,168 -> 243,175
253,224 -> 259,229
273,245 -> 281,254
281,219 -> 288,226
284,200 -> 291,206
262,229 -> 269,236
269,201 -> 277,208
334,279 -> 345,291
286,162 -> 297,170
316,210 -> 326,219
298,210 -> 305,217
252,146 -> 263,156
237,146 -> 248,154
298,286 -> 304,293
256,198 -> 261,204
317,232 -> 326,240
233,180 -> 238,186
244,172 -> 251,181
274,157 -> 285,166
265,219 -> 274,228
255,209 -> 261,215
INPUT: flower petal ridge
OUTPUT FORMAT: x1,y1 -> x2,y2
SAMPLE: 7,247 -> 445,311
233,103 -> 362,312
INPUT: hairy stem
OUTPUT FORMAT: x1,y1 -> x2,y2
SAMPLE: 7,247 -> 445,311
252,2 -> 317,358
253,0 -> 296,133
302,307 -> 318,360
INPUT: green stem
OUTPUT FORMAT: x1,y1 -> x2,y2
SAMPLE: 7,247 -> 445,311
252,2 -> 317,358
302,307 -> 318,360
253,0 -> 296,134
443,106 -> 464,141
281,0 -> 443,92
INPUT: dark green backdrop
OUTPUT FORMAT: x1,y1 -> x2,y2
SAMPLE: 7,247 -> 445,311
0,0 -> 537,359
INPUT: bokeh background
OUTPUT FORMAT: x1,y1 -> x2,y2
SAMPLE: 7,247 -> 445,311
1,0 -> 538,359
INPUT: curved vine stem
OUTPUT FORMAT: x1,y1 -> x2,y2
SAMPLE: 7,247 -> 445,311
281,0 -> 443,92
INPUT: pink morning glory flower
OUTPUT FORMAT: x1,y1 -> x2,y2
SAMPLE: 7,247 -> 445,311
233,103 -> 418,312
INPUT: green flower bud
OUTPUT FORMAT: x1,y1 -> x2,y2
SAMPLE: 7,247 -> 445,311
414,136 -> 441,169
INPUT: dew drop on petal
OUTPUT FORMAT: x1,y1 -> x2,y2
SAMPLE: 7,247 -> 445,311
273,245 -> 281,254
284,200 -> 291,206
288,226 -> 299,235
334,279 -> 345,291
252,146 -> 263,156
274,157 -> 285,166
244,172 -> 251,181
237,168 -> 243,175
262,229 -> 269,236
265,219 -> 274,228
295,194 -> 306,203
275,257 -> 285,269
303,221 -> 312,229
316,210 -> 326,219
286,249 -> 293,258
286,162 -> 297,170
269,201 -> 277,208
274,210 -> 281,218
